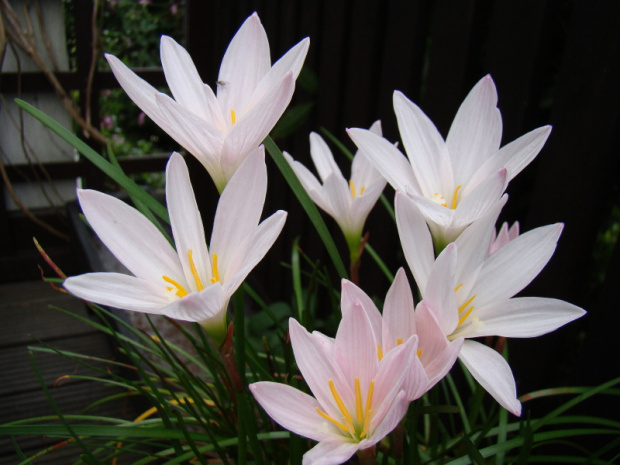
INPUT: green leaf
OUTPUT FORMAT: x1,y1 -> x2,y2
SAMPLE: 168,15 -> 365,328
15,98 -> 170,224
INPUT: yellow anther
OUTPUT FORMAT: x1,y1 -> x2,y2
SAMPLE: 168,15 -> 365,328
458,294 -> 477,315
210,253 -> 220,283
396,337 -> 403,346
451,185 -> 462,209
231,109 -> 236,125
377,344 -> 383,361
431,192 -> 448,207
316,407 -> 350,433
360,186 -> 366,195
454,283 -> 464,292
417,348 -> 423,358
349,180 -> 357,198
162,275 -> 189,297
187,249 -> 204,291
360,380 -> 375,438
355,378 -> 364,424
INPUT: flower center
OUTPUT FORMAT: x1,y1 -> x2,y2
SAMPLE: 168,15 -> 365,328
349,180 -> 366,198
449,284 -> 483,340
430,185 -> 462,209
316,378 -> 374,441
162,249 -> 218,297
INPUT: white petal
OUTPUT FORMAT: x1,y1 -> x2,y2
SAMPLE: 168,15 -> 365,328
249,382 -> 329,443
161,283 -> 228,323
217,13 -> 271,114
446,76 -> 502,184
309,132 -> 343,182
474,224 -> 563,307
219,73 -> 295,182
64,272 -> 172,312
351,120 -> 385,187
323,174 -> 356,234
455,169 -> 507,228
166,154 -> 211,292
459,340 -> 521,415
77,189 -> 183,284
366,390 -> 409,446
211,147 -> 267,273
302,440 -> 360,465
395,192 -> 434,292
105,54 -> 166,129
393,91 -> 453,197
497,125 -> 551,182
464,297 -> 585,338
347,128 -> 420,194
221,210 -> 287,293
249,37 -> 310,108
160,36 -> 223,126
424,244 -> 458,334
284,153 -> 333,215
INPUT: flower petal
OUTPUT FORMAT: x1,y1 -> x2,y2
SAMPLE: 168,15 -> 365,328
249,37 -> 310,108
474,224 -> 563,307
284,152 -> 333,214
459,340 -> 521,415
64,272 -> 172,312
77,189 -> 183,284
166,153 -> 211,292
217,12 -> 271,114
464,297 -> 586,338
395,192 -> 435,292
160,35 -> 224,127
219,73 -> 295,181
347,127 -> 420,194
393,91 -> 453,197
160,283 -> 228,324
366,390 -> 409,447
211,147 -> 267,271
249,381 -> 329,443
382,268 -> 416,352
446,75 -> 502,184
340,279 -> 383,340
309,132 -> 343,182
302,439 -> 360,465
455,169 -> 507,228
423,244 -> 458,334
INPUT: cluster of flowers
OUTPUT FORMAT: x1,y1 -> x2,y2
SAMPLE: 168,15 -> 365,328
63,13 -> 585,465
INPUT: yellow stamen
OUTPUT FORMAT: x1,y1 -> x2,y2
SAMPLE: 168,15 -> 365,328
231,109 -> 236,125
360,380 -> 375,438
360,186 -> 366,195
458,306 -> 475,327
210,253 -> 220,284
316,407 -> 350,433
458,294 -> 477,315
396,337 -> 403,346
187,249 -> 204,291
454,283 -> 464,292
349,180 -> 357,198
417,348 -> 423,358
376,344 -> 383,361
328,379 -> 354,430
451,185 -> 462,209
355,378 -> 364,424
431,192 -> 448,207
162,275 -> 189,297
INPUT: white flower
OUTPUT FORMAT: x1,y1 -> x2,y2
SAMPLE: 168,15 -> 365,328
348,75 -> 551,247
64,148 -> 286,344
284,122 -> 387,261
395,192 -> 586,414
105,13 -> 309,192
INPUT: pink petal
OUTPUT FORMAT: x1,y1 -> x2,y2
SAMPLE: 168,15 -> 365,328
302,439 -> 360,465
382,268 -> 416,352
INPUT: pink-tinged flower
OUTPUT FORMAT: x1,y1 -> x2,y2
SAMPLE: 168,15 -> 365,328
488,221 -> 519,255
105,13 -> 309,192
341,271 -> 463,397
64,148 -> 286,344
348,75 -> 551,248
250,308 -> 424,465
395,192 -> 586,414
284,122 -> 387,261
